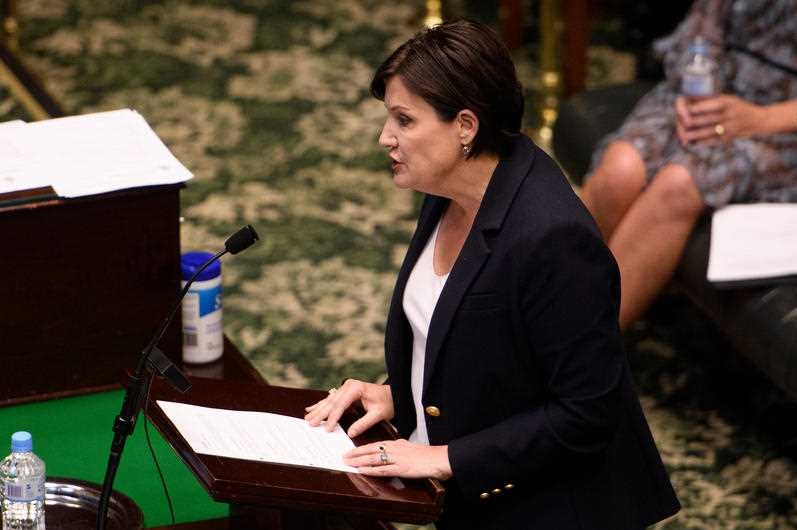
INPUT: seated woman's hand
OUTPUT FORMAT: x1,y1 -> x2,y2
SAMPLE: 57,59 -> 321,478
343,439 -> 452,480
304,379 -> 394,438
675,94 -> 768,145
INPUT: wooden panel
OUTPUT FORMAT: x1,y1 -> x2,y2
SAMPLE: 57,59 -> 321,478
0,185 -> 182,405
563,0 -> 589,97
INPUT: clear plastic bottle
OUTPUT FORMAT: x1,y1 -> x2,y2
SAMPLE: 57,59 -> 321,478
681,36 -> 719,98
0,432 -> 45,530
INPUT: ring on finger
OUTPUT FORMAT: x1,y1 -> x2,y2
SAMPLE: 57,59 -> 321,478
328,387 -> 338,395
377,445 -> 389,465
714,123 -> 725,136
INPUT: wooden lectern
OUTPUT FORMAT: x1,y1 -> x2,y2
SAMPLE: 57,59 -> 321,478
146,376 -> 445,530
0,184 -> 184,405
1,183 -> 445,528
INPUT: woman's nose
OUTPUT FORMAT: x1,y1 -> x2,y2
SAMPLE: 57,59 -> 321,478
378,122 -> 394,148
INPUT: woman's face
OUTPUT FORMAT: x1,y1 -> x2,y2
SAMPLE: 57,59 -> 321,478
378,76 -> 463,194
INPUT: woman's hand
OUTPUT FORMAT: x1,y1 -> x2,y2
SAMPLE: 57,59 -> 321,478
344,439 -> 453,480
304,379 -> 394,438
675,94 -> 769,145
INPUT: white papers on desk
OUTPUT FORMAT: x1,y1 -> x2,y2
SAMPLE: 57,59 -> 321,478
156,401 -> 359,474
707,203 -> 797,285
0,109 -> 192,197
0,120 -> 25,130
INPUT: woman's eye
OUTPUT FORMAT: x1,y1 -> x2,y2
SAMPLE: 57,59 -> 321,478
397,114 -> 412,126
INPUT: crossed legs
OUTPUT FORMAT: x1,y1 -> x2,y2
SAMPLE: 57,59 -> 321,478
580,141 -> 705,329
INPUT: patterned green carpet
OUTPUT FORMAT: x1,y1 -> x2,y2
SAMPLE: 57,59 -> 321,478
4,1 -> 797,528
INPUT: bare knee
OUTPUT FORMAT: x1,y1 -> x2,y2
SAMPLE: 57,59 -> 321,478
584,141 -> 646,200
649,164 -> 705,218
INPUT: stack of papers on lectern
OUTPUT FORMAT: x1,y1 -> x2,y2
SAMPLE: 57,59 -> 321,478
0,109 -> 192,198
707,203 -> 797,286
157,401 -> 359,474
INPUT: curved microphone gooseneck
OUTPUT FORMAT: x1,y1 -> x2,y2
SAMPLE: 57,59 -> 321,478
96,224 -> 259,530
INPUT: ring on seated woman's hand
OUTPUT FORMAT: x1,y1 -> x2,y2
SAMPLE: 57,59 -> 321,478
714,123 -> 726,136
378,445 -> 389,465
328,387 -> 338,395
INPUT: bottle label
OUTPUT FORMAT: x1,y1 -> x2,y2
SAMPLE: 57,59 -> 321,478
5,475 -> 45,502
182,284 -> 223,363
681,74 -> 714,97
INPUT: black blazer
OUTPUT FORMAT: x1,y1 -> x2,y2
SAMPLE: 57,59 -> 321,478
384,135 -> 680,529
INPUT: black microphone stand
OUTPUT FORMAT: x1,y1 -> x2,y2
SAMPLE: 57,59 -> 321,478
96,248 -> 226,530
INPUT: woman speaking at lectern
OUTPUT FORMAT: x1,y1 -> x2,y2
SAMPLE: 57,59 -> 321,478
305,20 -> 679,529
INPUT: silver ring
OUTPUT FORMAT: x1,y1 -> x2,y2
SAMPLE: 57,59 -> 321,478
328,387 -> 338,395
378,445 -> 389,465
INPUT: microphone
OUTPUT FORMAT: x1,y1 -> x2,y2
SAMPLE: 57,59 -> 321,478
225,224 -> 259,254
97,225 -> 259,530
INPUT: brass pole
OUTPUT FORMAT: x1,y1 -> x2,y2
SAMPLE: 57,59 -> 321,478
534,0 -> 563,150
1,0 -> 19,51
0,0 -> 61,119
0,59 -> 50,120
424,0 -> 443,28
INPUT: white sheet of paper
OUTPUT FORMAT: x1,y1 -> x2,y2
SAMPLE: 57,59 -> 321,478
156,400 -> 360,474
0,121 -> 49,194
0,109 -> 192,197
0,120 -> 25,129
707,203 -> 797,283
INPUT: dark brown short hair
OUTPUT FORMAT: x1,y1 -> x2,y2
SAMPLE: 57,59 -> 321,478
371,19 -> 524,159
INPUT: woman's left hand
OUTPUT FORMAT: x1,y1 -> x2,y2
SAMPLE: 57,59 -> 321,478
343,439 -> 453,480
675,94 -> 768,145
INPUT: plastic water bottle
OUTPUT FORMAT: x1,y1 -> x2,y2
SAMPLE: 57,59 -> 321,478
181,251 -> 223,364
0,432 -> 45,530
681,37 -> 718,98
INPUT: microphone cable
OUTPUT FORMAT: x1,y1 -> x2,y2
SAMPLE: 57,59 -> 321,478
143,372 -> 177,525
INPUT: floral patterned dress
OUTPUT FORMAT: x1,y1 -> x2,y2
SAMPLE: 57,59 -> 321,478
589,0 -> 797,207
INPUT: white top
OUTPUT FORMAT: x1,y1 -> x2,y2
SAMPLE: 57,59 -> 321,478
402,221 -> 449,445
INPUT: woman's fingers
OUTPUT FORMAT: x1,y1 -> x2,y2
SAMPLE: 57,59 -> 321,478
687,96 -> 726,116
303,380 -> 367,429
347,409 -> 384,438
343,441 -> 398,470
343,452 -> 388,468
322,385 -> 361,431
342,440 -> 452,479
682,124 -> 726,143
344,440 -> 385,458
304,398 -> 334,426
684,111 -> 723,128
357,464 -> 400,476
674,96 -> 691,127
304,392 -> 346,425
676,120 -> 689,145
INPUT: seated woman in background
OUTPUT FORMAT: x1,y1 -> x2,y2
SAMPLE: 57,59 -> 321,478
305,19 -> 679,530
580,0 -> 797,329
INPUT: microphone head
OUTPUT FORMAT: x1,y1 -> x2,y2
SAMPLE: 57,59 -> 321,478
225,225 -> 259,254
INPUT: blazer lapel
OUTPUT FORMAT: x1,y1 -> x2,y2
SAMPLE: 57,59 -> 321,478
385,195 -> 448,377
422,135 -> 537,394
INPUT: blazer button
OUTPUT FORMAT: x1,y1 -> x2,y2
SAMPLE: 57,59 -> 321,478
424,405 -> 441,417
491,488 -> 502,495
479,492 -> 490,500
504,483 -> 515,490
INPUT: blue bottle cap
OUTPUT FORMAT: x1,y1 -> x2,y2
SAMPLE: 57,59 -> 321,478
181,251 -> 221,282
11,431 -> 32,452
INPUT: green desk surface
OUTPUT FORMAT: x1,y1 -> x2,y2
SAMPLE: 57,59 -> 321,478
0,390 -> 228,527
